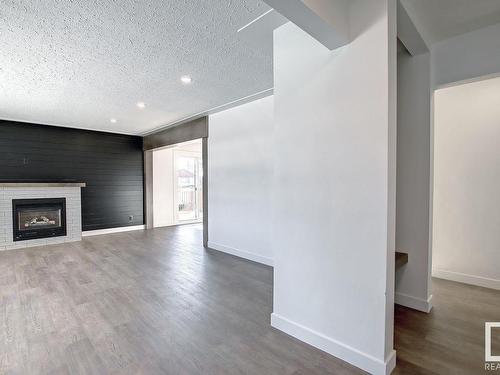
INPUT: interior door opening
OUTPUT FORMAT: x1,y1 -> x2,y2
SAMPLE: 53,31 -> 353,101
175,150 -> 203,223
149,138 -> 203,228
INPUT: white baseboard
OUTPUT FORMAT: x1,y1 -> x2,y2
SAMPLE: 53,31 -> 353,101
207,241 -> 273,267
82,225 -> 146,237
270,313 -> 396,375
395,292 -> 433,313
433,268 -> 500,291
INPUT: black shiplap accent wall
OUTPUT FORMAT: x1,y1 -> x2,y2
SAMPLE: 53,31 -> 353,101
0,120 -> 144,231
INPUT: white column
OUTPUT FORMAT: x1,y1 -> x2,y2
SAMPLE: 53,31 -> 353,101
271,1 -> 397,374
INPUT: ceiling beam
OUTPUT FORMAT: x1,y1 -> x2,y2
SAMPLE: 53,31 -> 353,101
263,0 -> 350,50
143,117 -> 208,150
397,0 -> 428,55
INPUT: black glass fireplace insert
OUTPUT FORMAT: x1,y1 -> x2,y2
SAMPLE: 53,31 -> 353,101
12,198 -> 66,241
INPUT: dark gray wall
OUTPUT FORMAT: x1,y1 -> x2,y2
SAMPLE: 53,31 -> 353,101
143,117 -> 208,150
0,120 -> 144,231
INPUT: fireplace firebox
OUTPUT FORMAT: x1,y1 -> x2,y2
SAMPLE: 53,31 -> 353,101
12,198 -> 67,241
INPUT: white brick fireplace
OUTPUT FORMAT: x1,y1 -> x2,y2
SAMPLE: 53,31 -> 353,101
0,183 -> 85,250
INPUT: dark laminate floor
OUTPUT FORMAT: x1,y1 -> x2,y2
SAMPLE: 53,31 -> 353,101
394,278 -> 500,375
0,224 -> 364,375
1,224 -> 498,374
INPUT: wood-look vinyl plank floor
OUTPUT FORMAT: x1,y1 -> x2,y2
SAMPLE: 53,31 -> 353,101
0,224 -> 497,374
0,225 -> 362,375
394,278 -> 500,375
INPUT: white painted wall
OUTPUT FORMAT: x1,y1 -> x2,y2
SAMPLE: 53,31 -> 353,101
152,148 -> 175,227
433,76 -> 500,290
208,96 -> 274,266
432,22 -> 500,88
271,0 -> 397,372
395,47 -> 433,312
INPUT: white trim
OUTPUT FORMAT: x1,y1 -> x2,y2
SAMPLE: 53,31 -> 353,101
176,219 -> 203,225
237,9 -> 274,33
270,313 -> 396,375
433,268 -> 500,291
141,88 -> 273,136
386,351 -> 397,375
207,241 -> 273,267
395,292 -> 433,313
82,225 -> 146,237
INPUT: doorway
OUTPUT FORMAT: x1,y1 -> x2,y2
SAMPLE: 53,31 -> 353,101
432,75 -> 500,290
174,147 -> 203,223
149,139 -> 203,228
143,116 -> 208,246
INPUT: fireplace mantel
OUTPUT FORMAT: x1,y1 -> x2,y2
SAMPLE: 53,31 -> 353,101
0,182 -> 86,187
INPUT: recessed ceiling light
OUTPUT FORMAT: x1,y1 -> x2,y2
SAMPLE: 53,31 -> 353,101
137,102 -> 146,109
110,118 -> 117,123
180,75 -> 192,84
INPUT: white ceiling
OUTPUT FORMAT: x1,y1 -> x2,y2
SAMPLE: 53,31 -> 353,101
402,0 -> 500,45
0,0 -> 272,135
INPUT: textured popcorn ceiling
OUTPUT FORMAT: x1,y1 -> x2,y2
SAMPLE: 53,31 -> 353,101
0,0 -> 272,135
